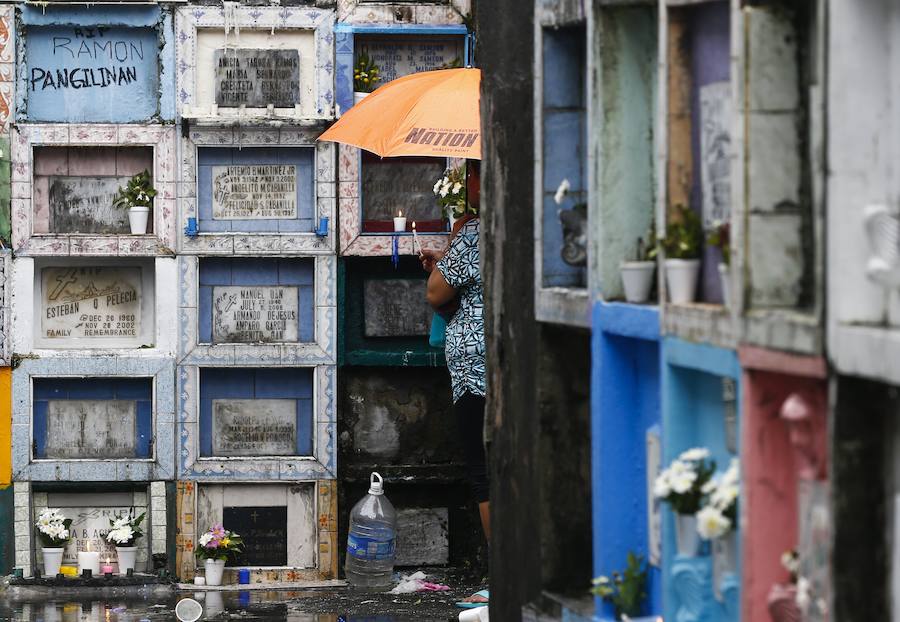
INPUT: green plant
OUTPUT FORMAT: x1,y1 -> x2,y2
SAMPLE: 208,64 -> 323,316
639,221 -> 658,262
353,50 -> 381,93
113,170 -> 157,209
662,204 -> 703,260
592,552 -> 649,619
706,220 -> 731,265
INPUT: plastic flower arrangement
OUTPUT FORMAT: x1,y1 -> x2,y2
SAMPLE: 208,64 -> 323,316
654,447 -> 717,515
35,508 -> 73,548
353,50 -> 381,93
695,457 -> 739,540
106,510 -> 146,547
194,524 -> 244,562
591,552 -> 648,620
113,170 -> 157,209
433,166 -> 472,219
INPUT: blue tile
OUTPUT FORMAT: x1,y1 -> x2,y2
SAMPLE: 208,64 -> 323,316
299,286 -> 315,342
277,219 -> 314,233
231,258 -> 279,284
296,398 -> 313,455
197,148 -> 236,166
114,378 -> 153,400
233,148 -> 280,165
277,259 -> 314,285
254,368 -> 313,398
542,26 -> 586,109
199,258 -> 233,285
33,402 -> 48,458
543,110 -> 586,193
200,368 -> 255,398
198,286 -> 213,343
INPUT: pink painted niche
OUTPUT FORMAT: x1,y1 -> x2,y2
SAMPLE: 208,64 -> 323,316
739,346 -> 829,622
32,146 -> 154,234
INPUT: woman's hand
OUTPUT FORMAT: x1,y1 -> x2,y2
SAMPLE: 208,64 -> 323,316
419,249 -> 443,273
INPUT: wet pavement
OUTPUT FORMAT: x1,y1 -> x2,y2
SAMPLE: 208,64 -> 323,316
0,570 -> 486,622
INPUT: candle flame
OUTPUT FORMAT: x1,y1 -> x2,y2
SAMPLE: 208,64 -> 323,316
398,211 -> 403,217
413,221 -> 417,229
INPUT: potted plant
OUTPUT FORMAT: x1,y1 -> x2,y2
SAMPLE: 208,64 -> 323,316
620,222 -> 657,303
662,204 -> 703,304
591,552 -> 650,621
114,169 -> 157,235
433,166 -> 470,226
353,50 -> 381,106
35,508 -> 72,576
654,448 -> 716,557
195,524 -> 243,586
106,509 -> 146,575
707,220 -> 731,306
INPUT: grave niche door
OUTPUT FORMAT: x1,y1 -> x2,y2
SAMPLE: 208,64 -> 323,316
32,378 -> 153,460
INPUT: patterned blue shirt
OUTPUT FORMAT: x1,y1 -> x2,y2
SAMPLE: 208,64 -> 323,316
436,218 -> 486,403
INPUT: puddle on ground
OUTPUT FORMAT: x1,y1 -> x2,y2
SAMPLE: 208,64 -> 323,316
0,591 -> 416,622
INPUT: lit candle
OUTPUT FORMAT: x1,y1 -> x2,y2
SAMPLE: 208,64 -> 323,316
101,558 -> 114,576
412,221 -> 421,254
393,211 -> 407,233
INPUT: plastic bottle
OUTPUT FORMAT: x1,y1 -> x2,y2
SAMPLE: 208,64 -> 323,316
345,472 -> 397,590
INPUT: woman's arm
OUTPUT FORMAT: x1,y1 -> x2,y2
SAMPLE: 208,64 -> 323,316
426,268 -> 457,309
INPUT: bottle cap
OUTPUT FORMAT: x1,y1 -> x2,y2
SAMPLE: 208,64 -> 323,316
368,472 -> 384,496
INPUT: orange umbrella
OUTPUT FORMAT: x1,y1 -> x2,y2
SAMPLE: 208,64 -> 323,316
318,68 -> 481,160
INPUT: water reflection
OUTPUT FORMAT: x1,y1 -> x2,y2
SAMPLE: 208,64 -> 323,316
0,591 -> 427,622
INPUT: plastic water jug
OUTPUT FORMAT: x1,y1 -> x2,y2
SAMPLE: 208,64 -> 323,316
345,472 -> 397,590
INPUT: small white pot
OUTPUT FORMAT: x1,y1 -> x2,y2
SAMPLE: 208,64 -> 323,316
675,513 -> 701,557
204,558 -> 226,586
620,261 -> 656,303
128,205 -> 150,235
116,546 -> 137,576
41,547 -> 64,576
665,258 -> 701,304
354,91 -> 369,106
718,262 -> 731,307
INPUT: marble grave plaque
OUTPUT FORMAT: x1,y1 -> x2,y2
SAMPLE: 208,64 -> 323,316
48,176 -> 131,234
364,279 -> 432,337
212,165 -> 297,220
63,507 -> 131,567
212,399 -> 297,456
223,506 -> 288,567
212,286 -> 299,343
359,36 -> 464,83
45,400 -> 137,459
362,158 -> 445,225
41,267 -> 141,340
214,49 -> 300,107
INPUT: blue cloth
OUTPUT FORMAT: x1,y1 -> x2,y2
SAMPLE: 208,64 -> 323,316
436,219 -> 486,403
429,312 -> 447,348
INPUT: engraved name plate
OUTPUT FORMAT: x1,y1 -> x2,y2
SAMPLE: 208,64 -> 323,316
212,286 -> 299,343
45,400 -> 137,459
211,164 -> 297,220
41,267 -> 142,340
212,399 -> 297,456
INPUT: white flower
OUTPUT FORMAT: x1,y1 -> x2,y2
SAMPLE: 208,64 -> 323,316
795,577 -> 811,612
554,178 -> 570,205
670,470 -> 697,494
452,182 -> 463,194
711,483 -> 739,510
781,550 -> 800,575
679,447 -> 710,462
198,532 -> 213,547
701,479 -> 717,495
592,576 -> 610,586
433,180 -> 442,194
439,186 -> 450,198
653,472 -> 672,499
696,505 -> 731,539
107,526 -> 135,544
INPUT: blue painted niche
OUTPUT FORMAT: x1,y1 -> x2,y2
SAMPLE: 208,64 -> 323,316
197,147 -> 315,233
199,368 -> 314,457
33,377 -> 153,459
24,26 -> 160,123
541,25 -> 586,289
662,338 -> 741,622
198,258 -> 315,344
592,302 -> 663,618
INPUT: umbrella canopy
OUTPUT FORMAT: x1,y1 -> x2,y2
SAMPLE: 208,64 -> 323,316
318,68 -> 481,159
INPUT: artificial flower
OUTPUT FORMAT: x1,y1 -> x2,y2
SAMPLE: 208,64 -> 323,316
554,178 -> 570,205
679,447 -> 711,462
696,505 -> 731,539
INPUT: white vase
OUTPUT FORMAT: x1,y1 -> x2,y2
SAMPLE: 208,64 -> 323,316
41,547 -> 64,576
675,513 -> 701,557
354,91 -> 369,106
204,558 -> 226,586
718,262 -> 731,307
620,261 -> 656,303
128,205 -> 150,235
665,258 -> 701,304
116,546 -> 137,576
713,530 -> 738,574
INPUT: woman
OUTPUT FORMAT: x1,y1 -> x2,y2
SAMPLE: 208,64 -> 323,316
420,161 -> 489,608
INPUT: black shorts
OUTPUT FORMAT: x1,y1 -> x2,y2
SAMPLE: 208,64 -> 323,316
454,392 -> 489,503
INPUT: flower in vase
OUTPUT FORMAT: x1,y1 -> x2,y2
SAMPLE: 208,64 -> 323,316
696,505 -> 732,539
